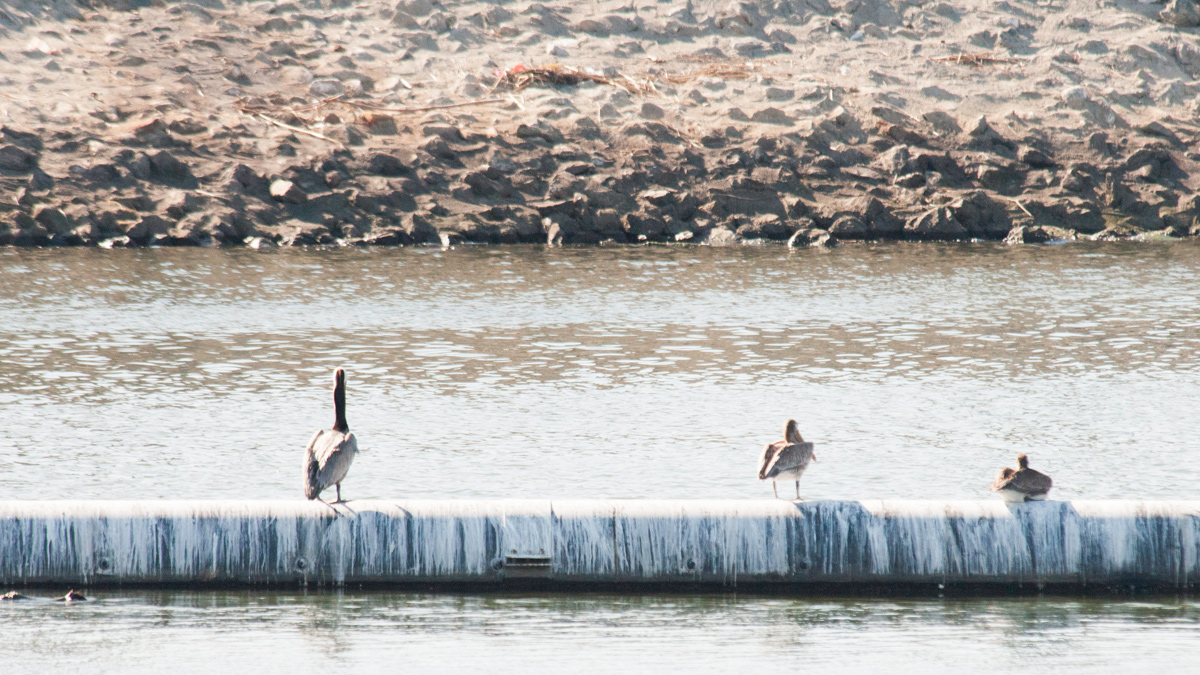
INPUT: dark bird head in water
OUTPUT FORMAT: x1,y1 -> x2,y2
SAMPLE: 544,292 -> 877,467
1017,453 -> 1030,470
333,368 -> 348,433
55,590 -> 86,602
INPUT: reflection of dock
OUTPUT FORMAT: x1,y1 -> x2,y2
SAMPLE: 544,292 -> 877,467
2,500 -> 1197,591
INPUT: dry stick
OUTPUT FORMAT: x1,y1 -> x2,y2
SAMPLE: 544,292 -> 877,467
337,98 -> 507,114
253,113 -> 342,145
1007,197 -> 1034,218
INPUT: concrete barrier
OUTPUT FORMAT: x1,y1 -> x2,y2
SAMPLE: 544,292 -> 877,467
1,500 -> 1198,590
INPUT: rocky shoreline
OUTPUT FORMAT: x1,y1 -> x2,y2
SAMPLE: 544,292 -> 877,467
1,0 -> 1199,248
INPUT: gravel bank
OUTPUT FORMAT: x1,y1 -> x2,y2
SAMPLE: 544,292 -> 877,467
1,0 -> 1199,247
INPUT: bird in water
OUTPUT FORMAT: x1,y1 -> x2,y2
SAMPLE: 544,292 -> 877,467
303,368 -> 359,503
54,590 -> 86,602
758,419 -> 817,500
2,590 -> 28,601
990,453 -> 1053,502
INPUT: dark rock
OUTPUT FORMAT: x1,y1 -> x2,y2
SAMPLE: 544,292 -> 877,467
905,207 -> 968,240
224,67 -> 252,85
361,113 -> 398,135
1138,121 -> 1184,146
1159,0 -> 1200,26
1121,146 -> 1182,183
947,191 -> 1012,239
232,164 -> 270,193
124,215 -> 173,244
363,226 -> 414,246
906,151 -> 966,182
706,178 -> 787,218
787,223 -> 832,248
882,124 -> 926,146
623,211 -> 667,241
562,162 -> 595,176
1024,197 -> 1106,234
463,171 -> 506,197
28,169 -> 54,192
828,215 -> 869,239
148,151 -> 195,185
704,227 -> 741,245
1,127 -> 43,152
515,123 -> 565,145
736,213 -> 791,240
975,163 -> 1024,193
403,214 -> 440,244
874,145 -> 910,175
544,213 -> 579,244
368,153 -> 409,176
1060,163 -> 1096,193
83,164 -> 122,185
1005,225 -> 1054,244
1018,146 -> 1055,168
1087,132 -> 1113,156
33,205 -> 71,235
622,122 -> 686,144
0,145 -> 36,172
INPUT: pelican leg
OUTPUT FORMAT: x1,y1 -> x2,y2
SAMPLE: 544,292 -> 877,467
335,484 -> 342,503
772,482 -> 779,499
795,481 -> 800,501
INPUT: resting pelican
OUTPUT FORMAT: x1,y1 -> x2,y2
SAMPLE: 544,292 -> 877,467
303,368 -> 359,503
990,453 -> 1052,502
54,590 -> 86,602
758,419 -> 817,500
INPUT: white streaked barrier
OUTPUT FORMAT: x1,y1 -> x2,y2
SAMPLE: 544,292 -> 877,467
1,500 -> 1198,589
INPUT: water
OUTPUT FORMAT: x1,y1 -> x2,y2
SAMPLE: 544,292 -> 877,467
2,242 -> 1200,671
1,590 -> 1199,674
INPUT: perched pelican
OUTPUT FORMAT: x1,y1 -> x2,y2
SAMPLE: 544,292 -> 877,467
54,590 -> 86,602
758,419 -> 817,500
302,368 -> 359,503
990,453 -> 1052,502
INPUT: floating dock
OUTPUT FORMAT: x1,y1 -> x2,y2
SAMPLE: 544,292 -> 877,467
1,500 -> 1197,591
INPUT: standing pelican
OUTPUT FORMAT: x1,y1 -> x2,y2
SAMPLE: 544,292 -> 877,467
303,368 -> 359,503
758,419 -> 817,500
990,453 -> 1052,502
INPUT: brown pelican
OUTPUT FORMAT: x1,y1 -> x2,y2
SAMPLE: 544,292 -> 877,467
2,591 -> 28,601
990,453 -> 1052,502
302,368 -> 359,503
54,590 -> 86,602
758,419 -> 817,499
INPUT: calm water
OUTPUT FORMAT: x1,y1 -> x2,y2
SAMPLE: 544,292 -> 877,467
2,242 -> 1199,671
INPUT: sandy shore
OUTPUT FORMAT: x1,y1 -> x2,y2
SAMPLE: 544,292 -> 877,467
1,0 -> 1198,247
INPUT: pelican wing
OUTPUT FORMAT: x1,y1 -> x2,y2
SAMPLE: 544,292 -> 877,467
992,467 -> 1052,495
758,441 -> 784,480
760,441 -> 816,479
303,430 -> 358,499
990,467 -> 1016,492
1009,468 -> 1052,495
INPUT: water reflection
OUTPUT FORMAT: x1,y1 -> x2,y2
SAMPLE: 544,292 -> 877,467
2,590 -> 1198,673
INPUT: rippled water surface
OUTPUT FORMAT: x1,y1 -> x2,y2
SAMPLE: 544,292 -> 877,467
4,590 -> 1200,675
2,243 -> 1199,671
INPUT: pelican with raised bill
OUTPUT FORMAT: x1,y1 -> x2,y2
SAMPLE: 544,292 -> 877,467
990,453 -> 1053,502
758,419 -> 817,500
302,368 -> 360,503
